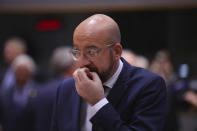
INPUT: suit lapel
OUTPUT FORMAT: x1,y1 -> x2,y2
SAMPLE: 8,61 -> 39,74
107,58 -> 131,108
71,84 -> 81,131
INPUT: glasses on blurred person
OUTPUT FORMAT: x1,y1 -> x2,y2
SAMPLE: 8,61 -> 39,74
70,43 -> 114,61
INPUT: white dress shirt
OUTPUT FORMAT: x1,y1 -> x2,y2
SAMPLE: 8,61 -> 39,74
80,60 -> 123,131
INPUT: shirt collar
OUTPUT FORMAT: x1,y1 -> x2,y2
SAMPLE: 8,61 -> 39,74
103,59 -> 123,88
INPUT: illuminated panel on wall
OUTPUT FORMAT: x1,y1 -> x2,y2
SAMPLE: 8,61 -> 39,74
36,19 -> 62,31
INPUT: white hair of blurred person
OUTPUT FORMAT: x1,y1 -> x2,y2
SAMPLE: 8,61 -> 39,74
12,54 -> 36,87
50,46 -> 75,78
121,49 -> 137,66
135,55 -> 149,69
4,37 -> 27,64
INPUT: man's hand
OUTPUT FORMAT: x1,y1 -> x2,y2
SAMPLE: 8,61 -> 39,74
184,91 -> 197,107
73,68 -> 104,105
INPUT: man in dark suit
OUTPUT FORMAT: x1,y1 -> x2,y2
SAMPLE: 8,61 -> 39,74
0,54 -> 37,131
51,14 -> 167,131
31,46 -> 76,131
0,37 -> 27,89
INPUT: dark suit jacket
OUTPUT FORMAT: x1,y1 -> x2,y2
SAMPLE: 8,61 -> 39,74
0,65 -> 9,89
31,77 -> 64,131
0,66 -> 6,85
0,83 -> 37,131
51,58 -> 167,131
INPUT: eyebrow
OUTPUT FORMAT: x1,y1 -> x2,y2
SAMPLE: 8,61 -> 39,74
73,45 -> 99,50
85,45 -> 99,49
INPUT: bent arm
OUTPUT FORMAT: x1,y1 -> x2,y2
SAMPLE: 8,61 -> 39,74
90,77 -> 167,131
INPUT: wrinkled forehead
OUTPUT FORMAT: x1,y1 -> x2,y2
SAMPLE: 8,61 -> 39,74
73,14 -> 120,49
73,34 -> 112,51
73,44 -> 101,51
73,27 -> 113,50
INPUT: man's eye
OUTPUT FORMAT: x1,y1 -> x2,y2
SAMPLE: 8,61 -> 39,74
87,50 -> 97,56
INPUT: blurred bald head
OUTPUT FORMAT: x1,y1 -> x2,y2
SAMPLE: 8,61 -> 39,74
12,54 -> 35,87
4,37 -> 27,64
122,49 -> 137,66
74,14 -> 121,46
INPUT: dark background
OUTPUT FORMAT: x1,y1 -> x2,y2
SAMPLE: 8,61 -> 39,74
0,8 -> 197,80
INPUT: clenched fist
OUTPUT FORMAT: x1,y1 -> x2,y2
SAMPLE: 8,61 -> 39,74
73,68 -> 104,105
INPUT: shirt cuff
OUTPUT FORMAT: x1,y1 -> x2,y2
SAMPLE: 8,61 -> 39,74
90,98 -> 109,118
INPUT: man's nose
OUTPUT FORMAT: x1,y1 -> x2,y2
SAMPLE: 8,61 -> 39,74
77,54 -> 91,68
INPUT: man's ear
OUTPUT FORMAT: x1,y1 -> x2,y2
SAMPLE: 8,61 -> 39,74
113,43 -> 122,60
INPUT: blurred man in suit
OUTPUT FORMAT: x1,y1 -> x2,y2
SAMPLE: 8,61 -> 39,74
0,37 -> 27,89
0,54 -> 36,131
51,14 -> 167,131
121,49 -> 137,66
31,46 -> 76,131
122,49 -> 149,69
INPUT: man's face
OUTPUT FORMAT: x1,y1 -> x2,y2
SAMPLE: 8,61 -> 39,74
15,64 -> 31,87
73,34 -> 115,82
4,42 -> 23,64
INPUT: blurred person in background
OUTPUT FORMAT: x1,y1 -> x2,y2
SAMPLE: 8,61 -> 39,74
150,49 -> 179,131
165,63 -> 197,131
149,49 -> 177,85
184,69 -> 197,109
121,49 -> 137,66
31,46 -> 76,131
0,54 -> 37,131
184,91 -> 197,108
50,46 -> 76,79
122,49 -> 149,69
177,65 -> 197,131
0,37 -> 27,89
135,55 -> 149,69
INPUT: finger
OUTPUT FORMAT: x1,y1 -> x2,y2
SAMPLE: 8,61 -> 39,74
91,72 -> 101,82
84,69 -> 93,80
73,69 -> 80,83
77,68 -> 90,81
